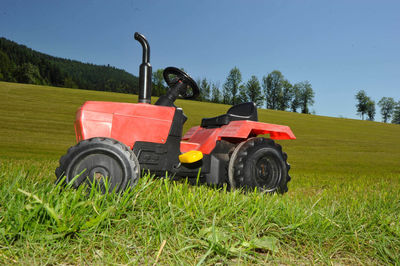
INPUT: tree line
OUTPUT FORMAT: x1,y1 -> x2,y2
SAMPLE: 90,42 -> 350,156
355,90 -> 400,124
153,66 -> 316,113
1,37 -> 315,113
0,37 -> 139,94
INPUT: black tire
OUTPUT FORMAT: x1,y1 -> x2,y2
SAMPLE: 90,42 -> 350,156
228,137 -> 291,194
55,137 -> 140,193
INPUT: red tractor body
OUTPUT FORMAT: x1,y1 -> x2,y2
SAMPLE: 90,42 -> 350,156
56,32 -> 296,194
75,101 -> 295,154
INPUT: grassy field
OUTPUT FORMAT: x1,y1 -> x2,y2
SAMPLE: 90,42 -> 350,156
0,81 -> 399,264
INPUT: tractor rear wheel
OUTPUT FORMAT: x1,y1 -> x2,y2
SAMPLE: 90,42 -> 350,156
55,137 -> 140,193
228,137 -> 290,194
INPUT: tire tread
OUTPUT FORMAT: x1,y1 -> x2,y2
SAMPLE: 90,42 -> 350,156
231,137 -> 291,194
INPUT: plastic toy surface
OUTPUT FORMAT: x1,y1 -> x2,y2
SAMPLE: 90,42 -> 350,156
56,32 -> 296,194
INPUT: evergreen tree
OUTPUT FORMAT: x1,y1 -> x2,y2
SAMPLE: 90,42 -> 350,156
378,97 -> 396,123
104,78 -> 117,92
48,63 -> 64,86
222,85 -> 230,104
245,75 -> 263,107
199,78 -> 211,101
63,77 -> 78,88
237,84 -> 248,104
211,82 -> 221,103
278,79 -> 293,111
152,69 -> 165,96
291,83 -> 302,112
299,81 -> 315,114
262,70 -> 284,110
391,101 -> 400,124
223,67 -> 242,105
0,50 -> 14,81
14,63 -> 45,85
262,70 -> 295,111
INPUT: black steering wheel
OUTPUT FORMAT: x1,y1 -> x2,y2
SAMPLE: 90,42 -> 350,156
163,67 -> 200,99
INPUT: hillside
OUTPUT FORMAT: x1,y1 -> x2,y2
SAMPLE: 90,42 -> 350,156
1,81 -> 399,264
0,37 -> 139,93
1,81 -> 399,175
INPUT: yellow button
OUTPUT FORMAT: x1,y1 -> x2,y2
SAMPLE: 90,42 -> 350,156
179,150 -> 203,163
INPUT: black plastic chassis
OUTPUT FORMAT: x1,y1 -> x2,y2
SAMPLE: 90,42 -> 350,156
132,108 -> 235,185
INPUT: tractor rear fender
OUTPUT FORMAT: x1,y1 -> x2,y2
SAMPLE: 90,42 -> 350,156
219,120 -> 296,140
181,120 -> 295,154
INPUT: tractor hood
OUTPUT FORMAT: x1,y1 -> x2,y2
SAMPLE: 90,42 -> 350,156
74,101 -> 176,148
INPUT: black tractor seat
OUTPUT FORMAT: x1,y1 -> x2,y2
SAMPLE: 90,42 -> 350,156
201,102 -> 258,128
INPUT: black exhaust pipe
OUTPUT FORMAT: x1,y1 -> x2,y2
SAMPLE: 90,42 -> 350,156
134,32 -> 152,103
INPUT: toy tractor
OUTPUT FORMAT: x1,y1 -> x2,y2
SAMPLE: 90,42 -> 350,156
56,32 -> 296,194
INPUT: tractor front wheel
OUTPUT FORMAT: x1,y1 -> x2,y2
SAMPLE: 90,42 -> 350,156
228,137 -> 290,194
55,137 -> 140,193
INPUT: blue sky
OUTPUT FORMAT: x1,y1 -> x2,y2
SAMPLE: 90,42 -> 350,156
1,0 -> 399,120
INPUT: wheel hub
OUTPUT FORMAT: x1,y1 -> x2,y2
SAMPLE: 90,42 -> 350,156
89,166 -> 110,182
255,154 -> 280,191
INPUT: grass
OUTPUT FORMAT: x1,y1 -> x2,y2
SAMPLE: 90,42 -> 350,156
0,81 -> 400,264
